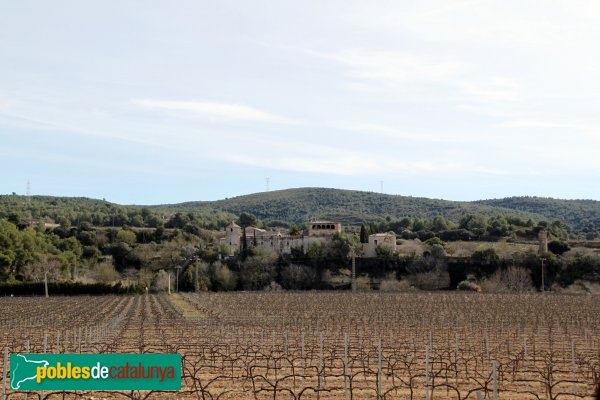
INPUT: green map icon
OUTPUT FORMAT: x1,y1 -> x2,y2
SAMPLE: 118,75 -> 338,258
10,354 -> 49,389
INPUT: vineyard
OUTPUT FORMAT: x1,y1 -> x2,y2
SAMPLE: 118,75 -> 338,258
1,292 -> 599,399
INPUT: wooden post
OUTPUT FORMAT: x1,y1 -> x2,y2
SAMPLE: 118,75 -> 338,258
425,343 -> 430,400
377,339 -> 382,400
571,340 -> 577,398
524,337 -> 528,371
24,341 -> 29,400
319,335 -> 324,389
344,333 -> 349,400
492,360 -> 498,400
301,333 -> 305,382
44,271 -> 49,298
2,348 -> 8,400
351,254 -> 356,292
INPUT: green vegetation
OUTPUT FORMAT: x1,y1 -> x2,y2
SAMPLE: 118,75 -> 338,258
477,196 -> 600,235
1,188 -> 600,294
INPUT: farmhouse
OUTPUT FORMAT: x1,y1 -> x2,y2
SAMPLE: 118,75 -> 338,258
220,220 -> 342,256
362,232 -> 397,257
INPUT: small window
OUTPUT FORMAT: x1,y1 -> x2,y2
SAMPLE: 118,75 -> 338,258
374,239 -> 378,245
312,225 -> 316,229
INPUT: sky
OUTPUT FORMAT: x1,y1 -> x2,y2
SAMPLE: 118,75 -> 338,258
1,1 -> 600,204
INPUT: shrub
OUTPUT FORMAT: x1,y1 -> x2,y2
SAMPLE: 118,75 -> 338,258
548,240 -> 570,255
481,266 -> 533,293
280,264 -> 317,290
457,280 -> 481,292
379,279 -> 413,292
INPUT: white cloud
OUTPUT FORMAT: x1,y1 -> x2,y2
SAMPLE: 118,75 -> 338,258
332,121 -> 478,143
131,99 -> 294,124
500,119 -> 586,130
308,48 -> 522,103
457,78 -> 522,102
329,50 -> 464,84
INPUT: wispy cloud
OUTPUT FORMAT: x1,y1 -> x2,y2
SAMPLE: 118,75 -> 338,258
500,119 -> 586,129
305,48 -> 522,103
332,121 -> 478,143
131,99 -> 294,124
328,50 -> 464,84
457,78 -> 522,102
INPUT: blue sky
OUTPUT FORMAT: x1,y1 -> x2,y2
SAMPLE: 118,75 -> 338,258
1,1 -> 599,204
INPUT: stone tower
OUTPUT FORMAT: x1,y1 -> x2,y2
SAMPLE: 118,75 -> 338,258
538,229 -> 548,254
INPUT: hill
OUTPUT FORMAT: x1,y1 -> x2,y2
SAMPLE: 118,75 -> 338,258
476,196 -> 600,233
151,188 -> 545,226
2,189 -> 599,233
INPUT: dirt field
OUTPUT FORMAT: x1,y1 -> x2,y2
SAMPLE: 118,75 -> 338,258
1,292 -> 599,399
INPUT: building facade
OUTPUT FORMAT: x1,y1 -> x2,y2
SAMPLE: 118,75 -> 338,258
220,220 -> 342,256
361,232 -> 397,257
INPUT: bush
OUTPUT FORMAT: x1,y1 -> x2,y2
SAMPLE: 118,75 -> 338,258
481,266 -> 533,292
424,237 -> 446,248
280,264 -> 317,290
457,280 -> 481,292
213,263 -> 237,291
263,281 -> 282,291
0,281 -> 143,296
408,270 -> 450,290
379,279 -> 413,292
151,270 -> 170,292
548,240 -> 570,255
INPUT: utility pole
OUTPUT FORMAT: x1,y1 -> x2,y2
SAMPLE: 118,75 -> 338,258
351,253 -> 356,292
175,266 -> 182,293
540,257 -> 546,292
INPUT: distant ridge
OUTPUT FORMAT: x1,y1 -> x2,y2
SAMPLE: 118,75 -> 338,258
150,187 -> 600,230
2,188 -> 599,231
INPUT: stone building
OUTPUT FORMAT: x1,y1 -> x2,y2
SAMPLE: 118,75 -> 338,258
362,232 -> 397,257
220,220 -> 342,256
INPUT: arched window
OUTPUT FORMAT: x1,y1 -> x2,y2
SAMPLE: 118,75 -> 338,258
312,225 -> 316,229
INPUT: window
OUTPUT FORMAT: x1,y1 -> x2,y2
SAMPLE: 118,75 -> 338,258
374,239 -> 378,245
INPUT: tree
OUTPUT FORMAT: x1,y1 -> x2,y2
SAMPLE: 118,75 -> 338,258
238,212 -> 257,228
213,263 -> 237,291
359,225 -> 369,243
116,229 -> 136,245
459,214 -> 487,236
21,255 -> 66,282
280,264 -> 317,290
548,240 -> 570,255
239,247 -> 278,290
471,248 -> 500,274
487,215 -> 509,237
431,215 -> 449,232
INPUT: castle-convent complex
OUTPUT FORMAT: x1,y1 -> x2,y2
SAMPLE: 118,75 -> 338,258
220,221 -> 397,257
